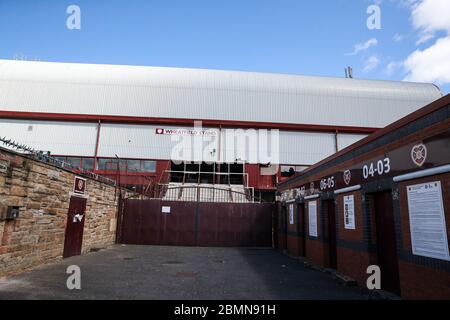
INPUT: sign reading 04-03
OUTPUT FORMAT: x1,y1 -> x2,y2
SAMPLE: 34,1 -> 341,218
362,157 -> 391,180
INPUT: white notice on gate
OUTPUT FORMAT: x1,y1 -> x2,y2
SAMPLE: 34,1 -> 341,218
407,181 -> 450,261
344,195 -> 356,230
162,206 -> 171,214
308,201 -> 318,237
289,204 -> 294,225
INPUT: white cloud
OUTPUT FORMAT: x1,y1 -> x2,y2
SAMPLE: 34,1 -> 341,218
385,61 -> 403,76
401,0 -> 450,84
404,36 -> 450,84
416,33 -> 434,45
393,33 -> 405,42
347,38 -> 378,56
363,56 -> 380,73
411,0 -> 450,44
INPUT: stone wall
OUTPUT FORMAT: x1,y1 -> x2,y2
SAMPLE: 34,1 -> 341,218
0,147 -> 129,277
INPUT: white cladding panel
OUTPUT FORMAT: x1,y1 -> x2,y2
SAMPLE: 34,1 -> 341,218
0,60 -> 442,128
97,124 -> 338,165
0,120 -> 97,156
278,131 -> 337,165
98,124 -> 220,163
338,134 -> 367,151
0,120 -> 370,165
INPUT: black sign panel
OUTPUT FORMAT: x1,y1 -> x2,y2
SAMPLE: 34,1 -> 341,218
296,130 -> 450,195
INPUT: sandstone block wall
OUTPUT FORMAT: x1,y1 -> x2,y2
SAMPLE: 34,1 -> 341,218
0,148 -> 127,277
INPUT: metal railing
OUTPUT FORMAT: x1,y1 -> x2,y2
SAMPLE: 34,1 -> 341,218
163,170 -> 249,187
154,184 -> 260,203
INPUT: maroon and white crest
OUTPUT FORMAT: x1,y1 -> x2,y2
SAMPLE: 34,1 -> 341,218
73,176 -> 86,195
155,128 -> 164,135
343,170 -> 351,186
411,143 -> 427,167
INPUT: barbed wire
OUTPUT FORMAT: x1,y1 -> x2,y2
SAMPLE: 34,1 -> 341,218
0,136 -> 117,186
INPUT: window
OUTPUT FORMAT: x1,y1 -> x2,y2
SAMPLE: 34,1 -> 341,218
280,165 -> 309,177
142,160 -> 156,173
281,166 -> 296,178
66,157 -> 82,168
97,158 -> 155,172
97,158 -> 125,171
81,158 -> 95,171
97,158 -> 114,171
127,160 -> 141,172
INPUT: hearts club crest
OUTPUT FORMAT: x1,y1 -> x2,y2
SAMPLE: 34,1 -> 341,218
411,143 -> 427,167
343,170 -> 351,185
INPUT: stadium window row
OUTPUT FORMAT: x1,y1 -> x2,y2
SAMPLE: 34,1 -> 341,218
54,156 -> 156,173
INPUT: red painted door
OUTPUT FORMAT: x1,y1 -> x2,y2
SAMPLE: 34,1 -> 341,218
373,191 -> 401,295
63,196 -> 87,258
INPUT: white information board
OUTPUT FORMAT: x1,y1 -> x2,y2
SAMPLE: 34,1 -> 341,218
407,181 -> 450,261
289,204 -> 294,225
344,195 -> 356,230
308,201 -> 318,237
162,206 -> 171,214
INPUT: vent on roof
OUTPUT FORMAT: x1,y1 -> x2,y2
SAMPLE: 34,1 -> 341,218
345,67 -> 353,79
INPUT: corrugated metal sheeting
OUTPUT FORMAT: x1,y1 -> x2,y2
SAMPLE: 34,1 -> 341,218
337,134 -> 368,151
0,120 -> 97,156
0,60 -> 442,128
0,120 -> 364,165
98,124 -> 220,162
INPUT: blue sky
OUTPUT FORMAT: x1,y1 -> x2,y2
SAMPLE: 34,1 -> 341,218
0,0 -> 449,94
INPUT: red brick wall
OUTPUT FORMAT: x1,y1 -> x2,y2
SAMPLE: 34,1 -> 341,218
334,191 -> 374,283
278,114 -> 450,299
287,235 -> 300,256
278,234 -> 287,250
305,239 -> 326,266
399,261 -> 450,300
337,247 -> 375,284
397,172 -> 450,300
305,200 -> 327,266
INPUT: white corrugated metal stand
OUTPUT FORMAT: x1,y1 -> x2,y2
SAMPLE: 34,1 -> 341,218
0,59 -> 442,128
97,124 -> 220,163
337,134 -> 367,150
0,120 -> 97,156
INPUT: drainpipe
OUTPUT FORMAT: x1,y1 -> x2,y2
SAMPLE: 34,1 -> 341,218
93,120 -> 101,171
334,130 -> 339,153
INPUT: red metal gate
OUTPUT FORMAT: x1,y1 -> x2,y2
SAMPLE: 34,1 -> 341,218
119,199 -> 274,247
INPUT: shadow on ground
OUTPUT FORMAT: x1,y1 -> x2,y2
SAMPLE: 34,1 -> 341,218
0,245 -> 373,300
